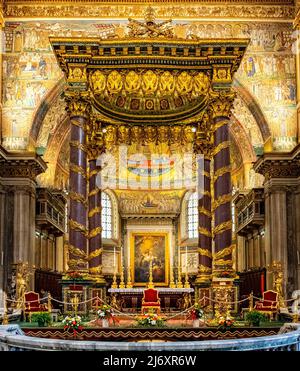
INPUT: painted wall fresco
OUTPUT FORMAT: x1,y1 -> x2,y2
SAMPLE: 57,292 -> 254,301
2,19 -> 297,154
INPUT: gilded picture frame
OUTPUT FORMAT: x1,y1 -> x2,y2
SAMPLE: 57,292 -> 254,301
130,232 -> 169,287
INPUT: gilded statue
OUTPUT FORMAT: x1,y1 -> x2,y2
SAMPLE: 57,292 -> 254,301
274,270 -> 285,308
107,70 -> 123,94
16,262 -> 30,309
90,71 -> 106,93
269,260 -> 286,309
171,126 -> 182,145
142,70 -> 158,94
177,72 -> 193,95
158,126 -> 170,144
145,126 -> 157,144
118,125 -> 130,145
193,72 -> 210,96
131,126 -> 143,144
125,71 -> 141,93
159,71 -> 175,95
68,67 -> 86,81
104,125 -> 117,150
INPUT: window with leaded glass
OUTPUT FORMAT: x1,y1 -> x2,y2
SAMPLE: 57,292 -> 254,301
101,192 -> 112,239
187,192 -> 198,239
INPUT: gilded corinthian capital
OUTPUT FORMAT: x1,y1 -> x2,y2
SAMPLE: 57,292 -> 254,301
207,90 -> 236,120
65,90 -> 91,119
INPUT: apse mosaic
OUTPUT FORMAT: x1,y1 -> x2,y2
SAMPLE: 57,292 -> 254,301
2,19 -> 297,154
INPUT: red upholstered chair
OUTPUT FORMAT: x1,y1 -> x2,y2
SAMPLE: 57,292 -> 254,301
254,290 -> 279,320
141,288 -> 161,314
24,291 -> 47,321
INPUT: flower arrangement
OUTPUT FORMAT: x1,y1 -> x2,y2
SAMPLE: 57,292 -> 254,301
62,315 -> 83,335
190,303 -> 204,320
65,271 -> 84,281
218,316 -> 235,330
136,312 -> 165,327
97,304 -> 113,319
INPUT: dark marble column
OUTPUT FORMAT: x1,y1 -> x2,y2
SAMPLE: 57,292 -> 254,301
198,157 -> 212,276
212,111 -> 233,275
67,104 -> 89,273
195,140 -> 212,284
88,158 -> 103,279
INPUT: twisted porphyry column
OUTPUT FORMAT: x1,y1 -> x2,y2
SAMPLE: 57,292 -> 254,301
210,91 -> 235,277
87,144 -> 105,283
194,129 -> 213,285
66,94 -> 90,273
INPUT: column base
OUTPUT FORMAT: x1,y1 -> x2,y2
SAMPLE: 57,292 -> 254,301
211,277 -> 239,320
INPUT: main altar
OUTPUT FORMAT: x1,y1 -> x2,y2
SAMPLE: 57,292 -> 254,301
49,8 -> 248,319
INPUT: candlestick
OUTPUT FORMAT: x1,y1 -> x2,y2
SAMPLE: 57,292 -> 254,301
126,267 -> 133,288
177,247 -> 183,288
170,260 -> 176,289
148,255 -> 154,289
184,246 -> 190,288
112,247 -> 118,289
119,245 -> 125,289
113,246 -> 116,269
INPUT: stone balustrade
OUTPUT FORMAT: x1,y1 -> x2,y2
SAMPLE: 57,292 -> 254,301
0,324 -> 299,351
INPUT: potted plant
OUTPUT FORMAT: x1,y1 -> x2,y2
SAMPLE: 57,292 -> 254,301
31,312 -> 51,327
245,311 -> 266,327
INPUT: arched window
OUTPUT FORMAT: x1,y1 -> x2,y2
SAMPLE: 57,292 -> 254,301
187,192 -> 198,239
101,192 -> 112,239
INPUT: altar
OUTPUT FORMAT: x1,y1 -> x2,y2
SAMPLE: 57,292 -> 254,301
108,288 -> 194,312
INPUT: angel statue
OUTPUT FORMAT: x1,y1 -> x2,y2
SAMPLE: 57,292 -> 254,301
16,262 -> 30,309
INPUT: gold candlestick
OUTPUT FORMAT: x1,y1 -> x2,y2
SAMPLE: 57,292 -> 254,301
119,266 -> 125,289
112,247 -> 118,288
112,270 -> 118,289
184,270 -> 190,288
119,245 -> 125,289
148,256 -> 154,289
170,261 -> 176,288
184,246 -> 190,288
177,264 -> 183,289
126,267 -> 133,288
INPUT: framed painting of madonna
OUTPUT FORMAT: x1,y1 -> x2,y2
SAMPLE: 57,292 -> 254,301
130,232 -> 169,286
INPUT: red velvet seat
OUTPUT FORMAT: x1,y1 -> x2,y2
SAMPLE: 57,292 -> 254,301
254,290 -> 278,319
24,291 -> 47,321
141,288 -> 160,314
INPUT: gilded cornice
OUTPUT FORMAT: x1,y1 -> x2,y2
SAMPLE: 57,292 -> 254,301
0,145 -> 47,180
254,143 -> 300,180
3,2 -> 295,21
50,37 -> 248,124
